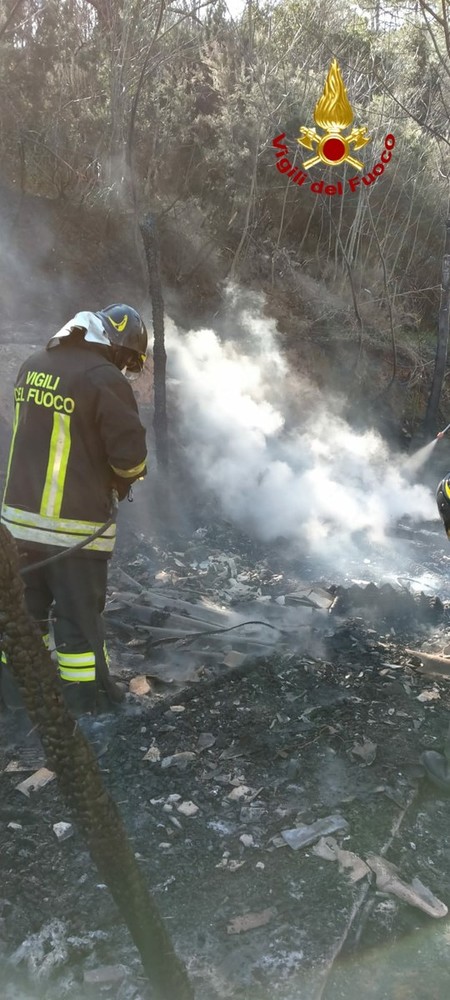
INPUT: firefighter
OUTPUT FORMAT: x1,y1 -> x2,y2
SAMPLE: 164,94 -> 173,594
0,304 -> 148,716
421,474 -> 450,791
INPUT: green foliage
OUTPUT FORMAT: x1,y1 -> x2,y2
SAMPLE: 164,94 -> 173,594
0,0 -> 448,327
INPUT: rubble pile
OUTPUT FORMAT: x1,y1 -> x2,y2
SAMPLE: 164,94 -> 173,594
104,523 -> 450,699
105,527 -> 339,690
329,582 -> 445,623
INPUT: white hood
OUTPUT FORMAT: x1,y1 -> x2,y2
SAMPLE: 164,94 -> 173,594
47,311 -> 111,348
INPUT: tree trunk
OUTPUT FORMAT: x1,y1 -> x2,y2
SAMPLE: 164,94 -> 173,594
423,217 -> 450,436
139,214 -> 169,473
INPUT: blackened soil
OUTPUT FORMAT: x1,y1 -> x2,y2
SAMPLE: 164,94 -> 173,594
2,630 -> 450,1000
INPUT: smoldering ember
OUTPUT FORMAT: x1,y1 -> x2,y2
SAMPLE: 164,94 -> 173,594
1,4 -> 450,1000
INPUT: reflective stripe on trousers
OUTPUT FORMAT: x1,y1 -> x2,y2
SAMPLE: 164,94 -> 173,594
57,649 -> 96,683
57,642 -> 110,683
2,635 -> 98,684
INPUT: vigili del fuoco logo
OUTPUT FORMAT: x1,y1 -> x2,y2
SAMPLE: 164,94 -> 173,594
272,59 -> 395,196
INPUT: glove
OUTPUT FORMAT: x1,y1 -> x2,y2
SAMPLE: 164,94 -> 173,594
111,476 -> 132,501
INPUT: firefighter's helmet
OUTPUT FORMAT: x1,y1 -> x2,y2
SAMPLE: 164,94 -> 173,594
97,304 -> 148,373
436,475 -> 450,538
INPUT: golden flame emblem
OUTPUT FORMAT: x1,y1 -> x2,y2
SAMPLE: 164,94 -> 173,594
298,60 -> 370,170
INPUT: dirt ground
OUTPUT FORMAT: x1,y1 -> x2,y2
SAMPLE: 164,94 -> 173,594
2,516 -> 450,1000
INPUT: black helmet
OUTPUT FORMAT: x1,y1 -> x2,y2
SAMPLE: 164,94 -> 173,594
436,475 -> 450,538
97,304 -> 148,373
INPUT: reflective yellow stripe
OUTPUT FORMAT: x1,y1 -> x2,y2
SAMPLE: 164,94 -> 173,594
1,651 -> 7,664
57,650 -> 96,682
3,401 -> 21,496
59,666 -> 96,682
0,521 -> 116,552
40,412 -> 72,517
1,504 -> 116,552
1,503 -> 115,536
58,651 -> 96,666
110,458 -> 146,478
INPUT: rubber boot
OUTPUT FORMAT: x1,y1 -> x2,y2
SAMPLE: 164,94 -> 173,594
421,722 -> 450,792
61,680 -> 97,719
94,649 -> 126,712
102,675 -> 126,704
96,675 -> 127,714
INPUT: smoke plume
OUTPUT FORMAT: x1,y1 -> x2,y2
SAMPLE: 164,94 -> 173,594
166,286 -> 437,574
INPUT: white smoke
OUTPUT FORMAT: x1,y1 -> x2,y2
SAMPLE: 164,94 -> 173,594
166,286 -> 437,570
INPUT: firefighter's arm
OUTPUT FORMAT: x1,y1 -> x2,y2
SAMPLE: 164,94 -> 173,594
110,465 -> 146,501
90,367 -> 147,497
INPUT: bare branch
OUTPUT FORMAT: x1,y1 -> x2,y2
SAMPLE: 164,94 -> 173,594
418,0 -> 450,59
126,0 -> 166,175
420,5 -> 450,77
126,0 -> 212,182
0,0 -> 26,41
378,78 -> 450,148
418,0 -> 446,28
22,131 -> 84,178
367,200 -> 397,382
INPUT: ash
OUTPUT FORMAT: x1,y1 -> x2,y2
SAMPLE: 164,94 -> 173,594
2,514 -> 450,1000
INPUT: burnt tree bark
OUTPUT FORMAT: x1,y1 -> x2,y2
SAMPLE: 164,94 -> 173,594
140,213 -> 169,473
0,525 -> 194,1000
423,217 -> 450,435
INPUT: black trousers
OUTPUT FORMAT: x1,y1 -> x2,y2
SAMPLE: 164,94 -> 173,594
18,549 -> 109,688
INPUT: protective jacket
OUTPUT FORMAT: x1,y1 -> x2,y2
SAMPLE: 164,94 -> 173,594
1,338 -> 147,558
